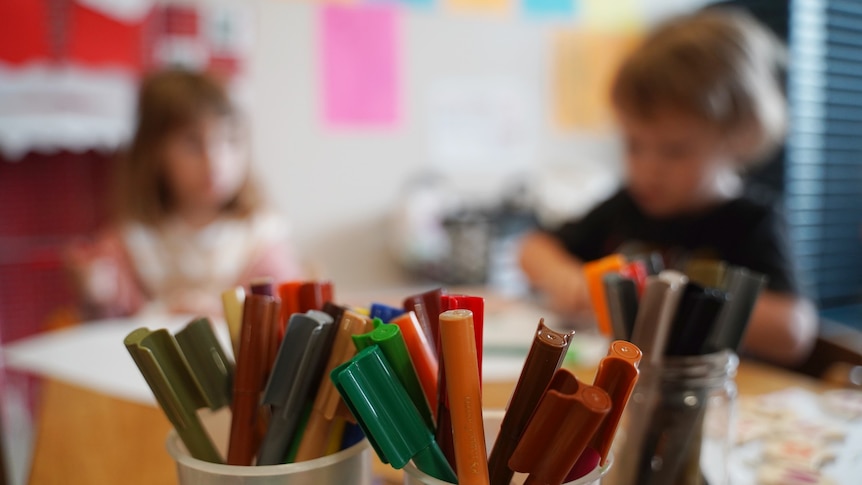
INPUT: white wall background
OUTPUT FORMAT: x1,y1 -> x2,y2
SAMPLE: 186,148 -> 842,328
246,0 -> 710,289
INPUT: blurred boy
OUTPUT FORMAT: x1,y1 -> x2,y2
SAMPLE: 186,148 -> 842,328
520,9 -> 816,366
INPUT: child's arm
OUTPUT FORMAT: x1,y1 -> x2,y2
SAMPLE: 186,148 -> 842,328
235,211 -> 304,286
239,242 -> 303,285
741,292 -> 818,367
518,231 -> 591,315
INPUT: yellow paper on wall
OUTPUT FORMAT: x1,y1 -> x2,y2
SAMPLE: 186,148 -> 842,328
583,0 -> 642,32
552,30 -> 639,131
447,0 -> 509,14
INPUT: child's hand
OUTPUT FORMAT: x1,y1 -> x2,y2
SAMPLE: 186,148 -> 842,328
545,263 -> 592,316
64,238 -> 121,306
63,231 -> 147,318
519,231 -> 592,316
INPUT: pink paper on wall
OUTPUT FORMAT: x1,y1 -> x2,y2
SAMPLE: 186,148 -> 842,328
320,4 -> 400,128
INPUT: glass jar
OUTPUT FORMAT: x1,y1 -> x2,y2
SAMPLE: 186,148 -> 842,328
612,350 -> 738,485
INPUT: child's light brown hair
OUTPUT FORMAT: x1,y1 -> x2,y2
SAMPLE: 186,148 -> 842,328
611,8 -> 787,164
116,69 -> 260,225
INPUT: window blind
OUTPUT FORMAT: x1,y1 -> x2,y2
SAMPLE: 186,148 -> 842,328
786,0 -> 862,306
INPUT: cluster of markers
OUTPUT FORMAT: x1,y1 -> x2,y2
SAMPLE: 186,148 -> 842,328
124,281 -> 644,485
583,254 -> 767,485
583,253 -> 766,355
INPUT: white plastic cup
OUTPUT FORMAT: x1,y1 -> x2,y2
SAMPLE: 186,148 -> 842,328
402,409 -> 612,485
166,415 -> 372,485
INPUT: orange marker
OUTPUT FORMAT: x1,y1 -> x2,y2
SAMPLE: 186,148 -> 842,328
298,281 -> 333,313
390,311 -> 439,415
583,254 -> 627,336
566,340 -> 642,481
439,310 -> 488,485
277,281 -> 302,338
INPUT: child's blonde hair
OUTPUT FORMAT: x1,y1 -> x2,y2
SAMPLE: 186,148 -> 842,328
611,8 -> 787,164
116,69 -> 261,225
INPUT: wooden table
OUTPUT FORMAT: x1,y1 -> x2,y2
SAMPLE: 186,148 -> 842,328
26,359 -> 829,485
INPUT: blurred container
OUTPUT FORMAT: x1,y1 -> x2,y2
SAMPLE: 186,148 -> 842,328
166,430 -> 372,485
402,409 -> 612,485
613,351 -> 738,485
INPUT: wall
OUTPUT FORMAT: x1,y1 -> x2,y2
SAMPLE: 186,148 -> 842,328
246,0 -> 710,289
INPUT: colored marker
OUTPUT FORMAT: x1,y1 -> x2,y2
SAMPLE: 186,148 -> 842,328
221,286 -> 245,358
666,285 -> 727,356
277,281 -> 302,337
331,345 -> 457,482
370,302 -> 406,323
620,260 -> 648,295
441,294 -> 484,381
390,311 -> 439,415
439,309 -> 488,485
583,254 -> 627,337
704,267 -> 767,353
174,317 -> 234,410
403,288 -> 443,349
630,271 -> 688,365
294,310 -> 373,462
437,294 -> 484,469
567,340 -> 641,481
509,369 -> 611,485
298,281 -> 333,313
353,320 -> 435,431
125,327 -> 223,463
488,319 -> 574,485
250,277 -> 274,297
257,311 -> 336,465
227,294 -> 275,465
684,258 -> 727,289
603,274 -> 638,341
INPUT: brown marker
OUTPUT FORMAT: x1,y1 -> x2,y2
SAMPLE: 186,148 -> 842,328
227,294 -> 275,465
566,340 -> 642,481
487,319 -> 574,485
402,288 -> 443,349
251,279 -> 282,383
509,370 -> 611,485
250,277 -> 275,297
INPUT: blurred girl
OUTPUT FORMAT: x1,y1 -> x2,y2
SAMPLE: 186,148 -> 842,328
67,69 -> 301,318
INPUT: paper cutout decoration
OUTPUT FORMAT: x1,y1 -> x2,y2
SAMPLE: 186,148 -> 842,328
523,0 -> 577,18
583,0 -> 641,32
0,0 -> 51,64
68,2 -> 151,72
320,4 -> 400,128
552,30 -> 639,131
77,0 -> 153,23
447,0 -> 509,14
386,0 -> 435,8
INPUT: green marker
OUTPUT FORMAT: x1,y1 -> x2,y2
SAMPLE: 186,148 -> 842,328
332,346 -> 456,483
352,321 -> 434,430
125,327 -> 223,464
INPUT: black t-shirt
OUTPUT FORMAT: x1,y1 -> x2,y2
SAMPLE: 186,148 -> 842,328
549,188 -> 800,294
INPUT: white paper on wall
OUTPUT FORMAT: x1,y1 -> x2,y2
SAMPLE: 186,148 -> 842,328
426,76 -> 540,175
